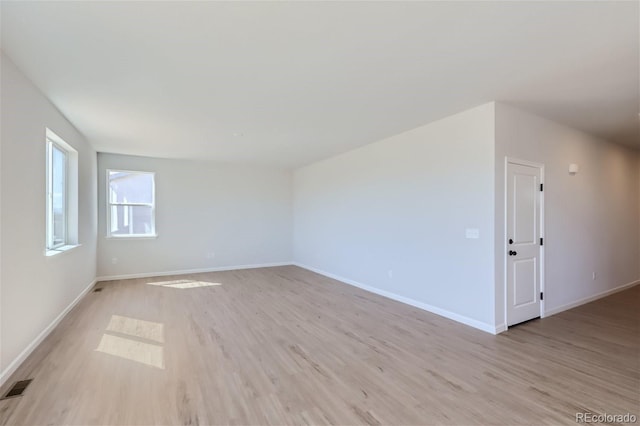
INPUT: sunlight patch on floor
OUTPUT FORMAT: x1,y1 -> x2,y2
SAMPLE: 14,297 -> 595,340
146,279 -> 222,289
106,314 -> 164,343
96,333 -> 164,369
96,315 -> 165,369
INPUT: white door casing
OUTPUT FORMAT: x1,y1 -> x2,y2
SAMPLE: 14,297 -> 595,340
506,160 -> 543,327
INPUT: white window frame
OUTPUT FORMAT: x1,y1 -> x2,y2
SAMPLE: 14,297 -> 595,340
44,128 -> 79,257
46,138 -> 68,250
106,169 -> 157,238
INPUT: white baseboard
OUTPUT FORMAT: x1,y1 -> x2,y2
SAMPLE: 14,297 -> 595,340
544,279 -> 640,317
96,262 -> 293,282
293,263 -> 500,335
494,323 -> 507,334
0,279 -> 96,387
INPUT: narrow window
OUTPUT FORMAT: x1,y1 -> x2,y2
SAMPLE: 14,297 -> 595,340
46,139 -> 68,249
107,170 -> 156,237
45,129 -> 78,255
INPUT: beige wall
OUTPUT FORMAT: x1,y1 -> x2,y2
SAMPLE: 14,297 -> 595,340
0,54 -> 97,381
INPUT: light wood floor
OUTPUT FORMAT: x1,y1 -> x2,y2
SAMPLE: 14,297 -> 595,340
0,266 -> 638,425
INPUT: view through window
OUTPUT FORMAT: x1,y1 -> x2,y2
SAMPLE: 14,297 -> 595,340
107,170 -> 156,237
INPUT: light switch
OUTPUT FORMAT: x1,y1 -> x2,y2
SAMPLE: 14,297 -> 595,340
465,228 -> 480,239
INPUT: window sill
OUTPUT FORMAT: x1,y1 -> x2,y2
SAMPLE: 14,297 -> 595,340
105,234 -> 158,240
45,244 -> 81,258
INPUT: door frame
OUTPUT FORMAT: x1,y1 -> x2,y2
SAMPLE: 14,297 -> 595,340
503,157 -> 545,329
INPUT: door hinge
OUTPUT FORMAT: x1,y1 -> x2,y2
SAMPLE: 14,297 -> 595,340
540,292 -> 544,301
540,237 -> 544,246
540,183 -> 544,191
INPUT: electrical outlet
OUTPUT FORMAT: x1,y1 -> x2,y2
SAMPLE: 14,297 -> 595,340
112,257 -> 118,265
388,269 -> 393,279
206,252 -> 215,259
592,272 -> 596,280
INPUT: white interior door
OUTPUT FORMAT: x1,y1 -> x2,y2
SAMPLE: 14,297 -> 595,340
506,161 -> 542,326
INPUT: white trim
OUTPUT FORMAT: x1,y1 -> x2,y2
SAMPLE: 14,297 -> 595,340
504,157 -> 545,329
494,323 -> 507,334
96,262 -> 293,282
46,138 -> 69,250
0,279 -> 96,387
45,243 -> 82,258
293,263 -> 501,335
505,157 -> 545,169
544,279 -> 640,317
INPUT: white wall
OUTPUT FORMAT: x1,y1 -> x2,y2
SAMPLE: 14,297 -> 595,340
0,54 -> 97,380
293,103 -> 497,331
494,103 -> 640,325
97,153 -> 292,279
2,56 -> 637,383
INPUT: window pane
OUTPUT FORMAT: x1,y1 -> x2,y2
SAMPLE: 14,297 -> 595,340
109,171 -> 153,204
110,205 -> 153,235
52,145 -> 66,246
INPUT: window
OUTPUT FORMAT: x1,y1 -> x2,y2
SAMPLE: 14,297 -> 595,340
107,170 -> 156,237
46,129 -> 78,254
46,139 -> 68,249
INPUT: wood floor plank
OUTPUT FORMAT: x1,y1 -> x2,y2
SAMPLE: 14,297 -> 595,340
0,266 -> 638,425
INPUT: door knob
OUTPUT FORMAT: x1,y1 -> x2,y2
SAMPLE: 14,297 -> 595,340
509,250 -> 518,256
508,238 -> 514,245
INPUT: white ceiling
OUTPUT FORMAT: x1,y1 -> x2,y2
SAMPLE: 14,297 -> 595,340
1,1 -> 638,167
